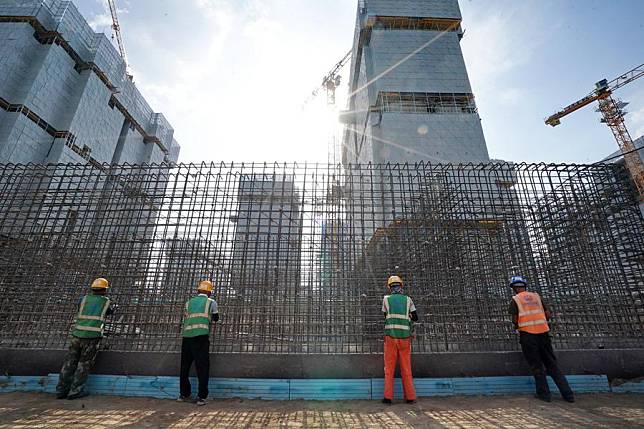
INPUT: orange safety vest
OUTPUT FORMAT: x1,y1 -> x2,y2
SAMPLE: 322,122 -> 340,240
512,291 -> 550,334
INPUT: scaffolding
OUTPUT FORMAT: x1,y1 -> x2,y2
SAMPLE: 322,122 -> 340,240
0,162 -> 642,354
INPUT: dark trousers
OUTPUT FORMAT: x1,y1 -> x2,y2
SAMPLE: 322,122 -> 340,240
180,335 -> 210,399
520,332 -> 573,400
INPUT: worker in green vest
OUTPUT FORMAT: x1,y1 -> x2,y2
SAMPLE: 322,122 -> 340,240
56,277 -> 113,399
382,275 -> 418,404
178,280 -> 219,406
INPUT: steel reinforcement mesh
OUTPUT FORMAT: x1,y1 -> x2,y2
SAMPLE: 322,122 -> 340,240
0,162 -> 643,354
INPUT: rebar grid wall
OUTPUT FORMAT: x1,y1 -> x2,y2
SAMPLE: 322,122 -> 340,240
0,162 -> 643,354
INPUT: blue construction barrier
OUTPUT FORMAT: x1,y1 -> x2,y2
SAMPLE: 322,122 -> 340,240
0,374 -> 620,400
611,380 -> 644,394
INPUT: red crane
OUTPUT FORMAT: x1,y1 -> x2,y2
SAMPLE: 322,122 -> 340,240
545,63 -> 644,200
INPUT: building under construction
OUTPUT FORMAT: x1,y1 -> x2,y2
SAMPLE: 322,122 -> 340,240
0,0 -> 180,165
342,0 -> 489,164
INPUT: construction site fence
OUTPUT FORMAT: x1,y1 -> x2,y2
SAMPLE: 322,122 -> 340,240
0,162 -> 643,354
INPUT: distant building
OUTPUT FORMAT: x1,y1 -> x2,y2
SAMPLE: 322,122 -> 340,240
342,0 -> 489,165
163,237 -> 221,291
602,136 -> 644,165
0,0 -> 180,164
231,176 -> 302,288
0,1 -> 180,289
229,175 -> 303,351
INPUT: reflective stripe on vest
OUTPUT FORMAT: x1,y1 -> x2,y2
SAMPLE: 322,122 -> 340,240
72,295 -> 110,338
513,292 -> 549,334
182,296 -> 211,338
384,294 -> 411,339
183,324 -> 210,333
384,324 -> 410,331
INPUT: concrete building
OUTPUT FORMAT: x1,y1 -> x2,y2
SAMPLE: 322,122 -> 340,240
229,175 -> 303,351
231,176 -> 303,288
0,0 -> 180,165
603,136 -> 644,166
342,0 -> 489,165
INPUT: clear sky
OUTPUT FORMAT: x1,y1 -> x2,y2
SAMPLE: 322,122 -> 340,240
76,0 -> 644,164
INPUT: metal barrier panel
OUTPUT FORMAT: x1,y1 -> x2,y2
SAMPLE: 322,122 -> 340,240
0,162 -> 642,354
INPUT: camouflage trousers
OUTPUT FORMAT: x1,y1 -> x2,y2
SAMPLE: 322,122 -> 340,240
56,336 -> 101,397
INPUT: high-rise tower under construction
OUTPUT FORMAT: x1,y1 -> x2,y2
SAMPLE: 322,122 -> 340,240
342,0 -> 489,164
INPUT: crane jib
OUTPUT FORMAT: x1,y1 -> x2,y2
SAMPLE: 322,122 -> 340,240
545,93 -> 603,126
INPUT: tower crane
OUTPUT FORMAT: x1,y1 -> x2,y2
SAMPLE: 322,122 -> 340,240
545,62 -> 644,199
304,50 -> 352,106
107,0 -> 131,78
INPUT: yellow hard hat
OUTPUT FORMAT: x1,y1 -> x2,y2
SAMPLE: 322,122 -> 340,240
197,280 -> 214,293
387,275 -> 403,287
91,278 -> 109,290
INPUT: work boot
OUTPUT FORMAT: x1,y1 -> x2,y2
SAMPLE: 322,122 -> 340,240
382,398 -> 392,405
535,394 -> 551,403
563,395 -> 575,403
67,391 -> 89,400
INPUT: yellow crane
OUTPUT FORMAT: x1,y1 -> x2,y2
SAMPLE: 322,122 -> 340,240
545,63 -> 644,200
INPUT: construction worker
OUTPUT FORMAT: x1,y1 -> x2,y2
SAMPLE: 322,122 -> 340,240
382,275 -> 418,404
178,280 -> 219,406
509,275 -> 574,403
56,277 -> 113,399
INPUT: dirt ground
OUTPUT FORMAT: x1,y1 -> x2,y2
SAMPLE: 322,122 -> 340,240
0,392 -> 642,428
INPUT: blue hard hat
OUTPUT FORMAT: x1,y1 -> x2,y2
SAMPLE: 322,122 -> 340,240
510,275 -> 527,287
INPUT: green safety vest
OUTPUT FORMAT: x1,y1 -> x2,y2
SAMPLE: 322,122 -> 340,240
182,295 -> 212,338
384,294 -> 412,339
72,294 -> 111,339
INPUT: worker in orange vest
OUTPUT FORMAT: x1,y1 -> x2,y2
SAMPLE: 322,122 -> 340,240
509,275 -> 574,403
382,275 -> 418,404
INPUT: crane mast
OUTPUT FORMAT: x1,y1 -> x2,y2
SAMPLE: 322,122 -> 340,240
107,0 -> 129,74
545,63 -> 644,200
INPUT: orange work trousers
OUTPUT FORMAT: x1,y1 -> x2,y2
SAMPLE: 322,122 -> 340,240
383,335 -> 416,401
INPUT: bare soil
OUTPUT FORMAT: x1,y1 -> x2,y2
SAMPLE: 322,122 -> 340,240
0,392 -> 642,428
